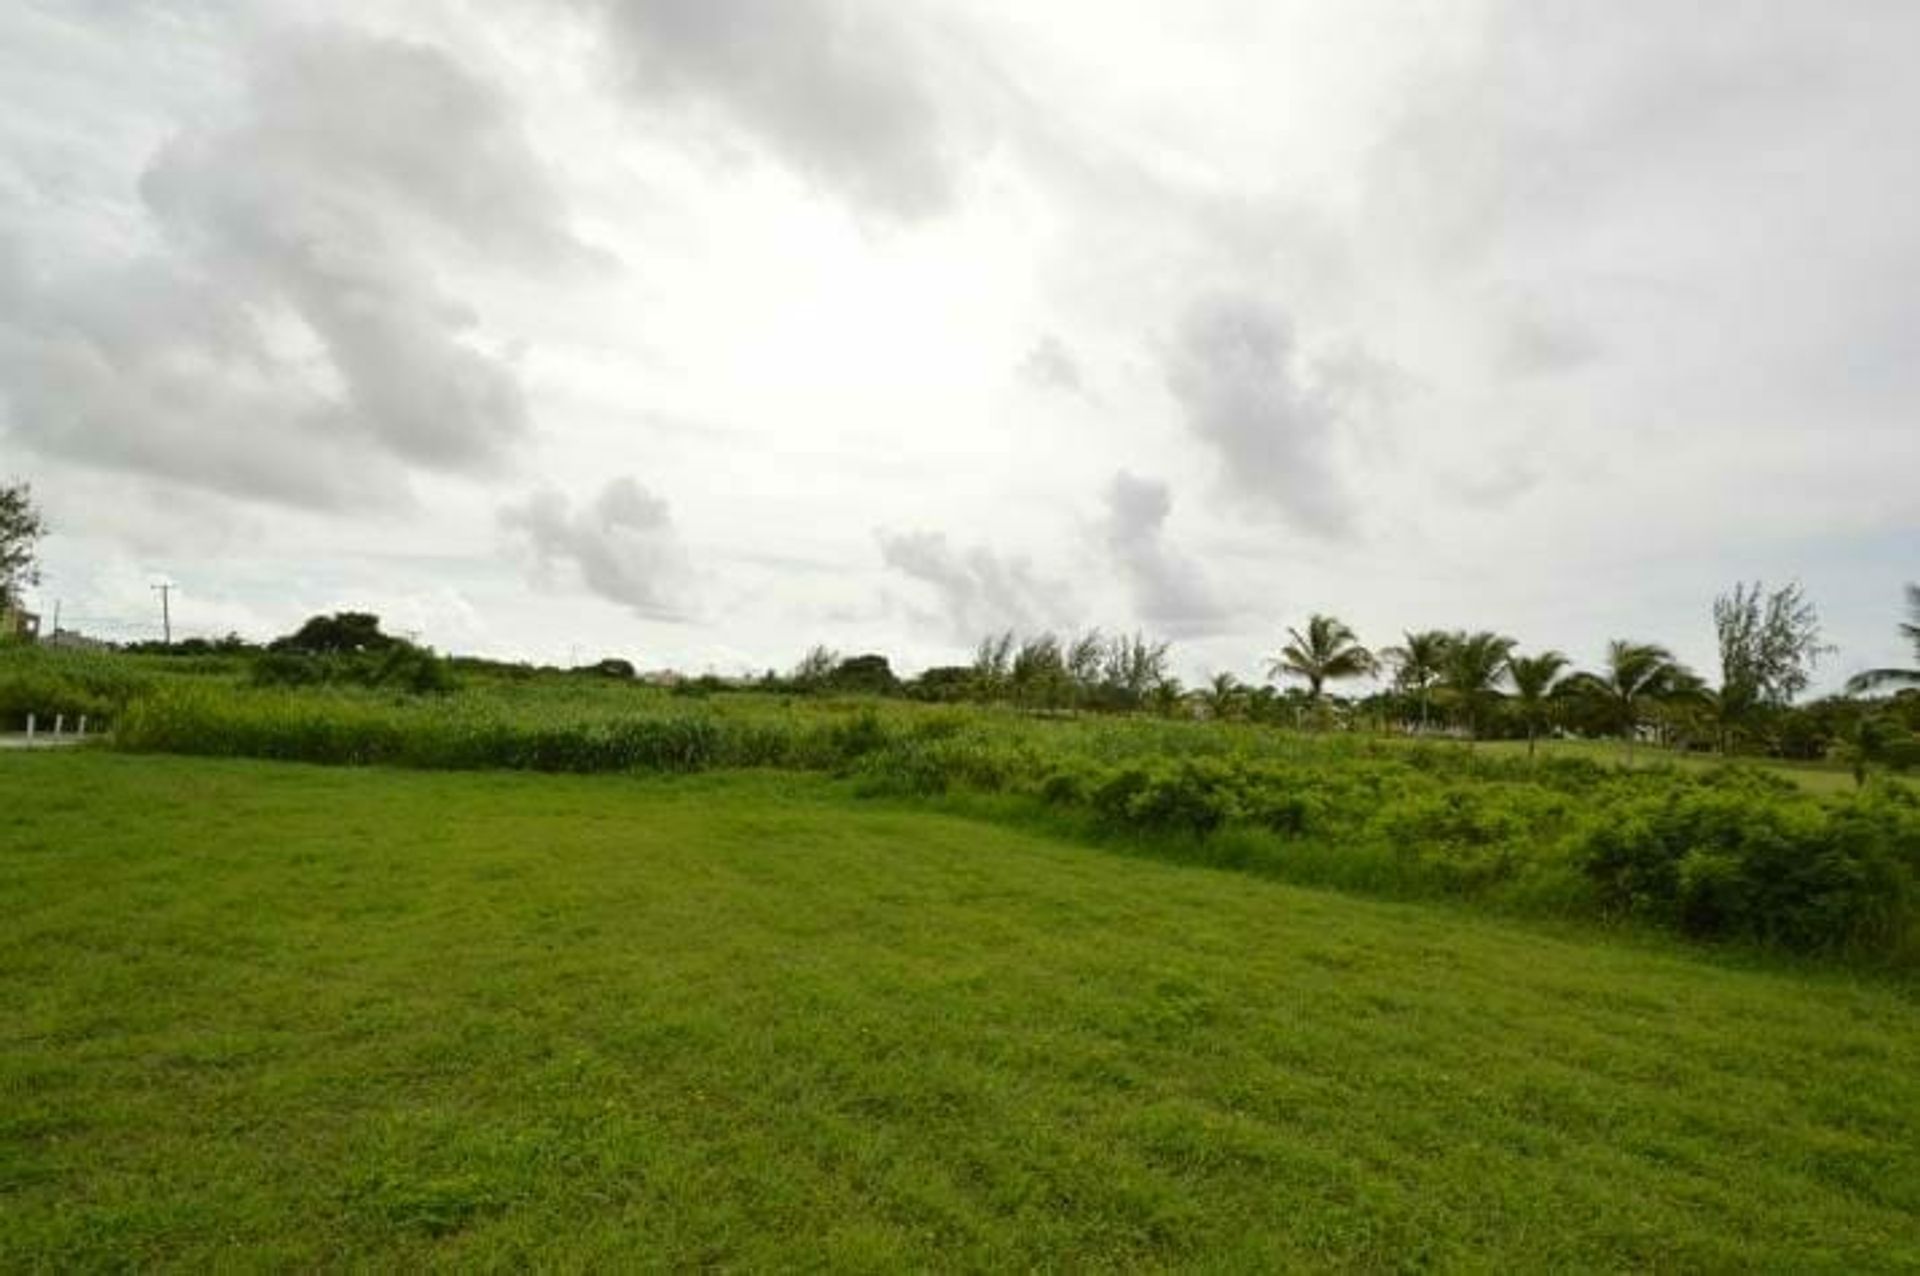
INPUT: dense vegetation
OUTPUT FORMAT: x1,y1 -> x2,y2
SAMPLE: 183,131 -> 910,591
4,755 -> 1915,1269
5,633 -> 1918,966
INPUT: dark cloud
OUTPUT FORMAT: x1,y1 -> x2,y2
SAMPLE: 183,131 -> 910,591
1165,295 -> 1359,537
1017,334 -> 1084,394
876,528 -> 1068,640
587,0 -> 969,219
500,478 -> 692,620
1101,471 -> 1228,637
0,22 -> 581,506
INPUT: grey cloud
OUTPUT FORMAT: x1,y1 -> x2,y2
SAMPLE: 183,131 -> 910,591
500,478 -> 692,621
1368,6 -> 1899,265
1018,334 -> 1084,394
0,237 -> 401,509
588,0 -> 968,219
0,21 -> 579,506
876,529 -> 1068,641
1166,295 -> 1357,537
1453,460 -> 1540,510
1102,471 -> 1229,637
1368,4 -> 1920,418
1500,307 -> 1602,378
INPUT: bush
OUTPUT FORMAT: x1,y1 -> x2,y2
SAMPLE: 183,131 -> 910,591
248,643 -> 456,695
1576,788 -> 1919,954
1090,761 -> 1242,837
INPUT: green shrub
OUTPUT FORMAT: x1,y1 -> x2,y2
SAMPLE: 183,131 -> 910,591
249,644 -> 456,696
1089,761 -> 1242,837
1576,788 -> 1919,953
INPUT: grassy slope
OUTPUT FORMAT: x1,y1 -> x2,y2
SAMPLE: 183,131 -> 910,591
3,754 -> 1916,1271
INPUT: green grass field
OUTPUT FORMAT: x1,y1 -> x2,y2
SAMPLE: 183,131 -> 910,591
4,752 -> 1916,1269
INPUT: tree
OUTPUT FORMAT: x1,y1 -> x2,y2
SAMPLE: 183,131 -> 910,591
1064,630 -> 1105,706
1146,676 -> 1188,718
791,644 -> 841,691
1201,671 -> 1245,721
1,481 -> 46,614
1268,614 -> 1375,709
1505,649 -> 1570,760
1565,640 -> 1688,762
905,665 -> 975,702
1101,632 -> 1171,709
1010,634 -> 1071,708
1380,629 -> 1450,732
971,631 -> 1015,701
1844,584 -> 1920,694
269,612 -> 397,655
1439,630 -> 1516,741
827,653 -> 898,695
1712,581 -> 1828,750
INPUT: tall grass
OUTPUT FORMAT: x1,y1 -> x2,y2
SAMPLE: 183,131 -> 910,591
0,645 -> 159,729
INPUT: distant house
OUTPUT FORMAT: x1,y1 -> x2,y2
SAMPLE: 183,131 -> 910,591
1,605 -> 39,641
45,628 -> 112,652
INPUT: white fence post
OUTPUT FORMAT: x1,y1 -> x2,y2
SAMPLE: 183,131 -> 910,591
54,714 -> 64,736
25,713 -> 35,747
78,715 -> 88,738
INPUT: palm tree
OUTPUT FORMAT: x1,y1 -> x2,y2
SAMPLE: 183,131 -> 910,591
1380,629 -> 1450,733
1845,584 -> 1920,693
1505,650 -> 1570,761
1268,615 -> 1376,714
1147,676 -> 1188,719
1201,671 -> 1244,721
1439,630 -> 1516,741
1564,640 -> 1687,763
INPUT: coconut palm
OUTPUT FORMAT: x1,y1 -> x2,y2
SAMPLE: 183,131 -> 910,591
1439,630 -> 1516,741
1201,671 -> 1245,721
1505,650 -> 1570,761
1268,615 -> 1376,712
1147,676 -> 1188,719
1844,583 -> 1920,693
1564,640 -> 1688,762
1379,629 -> 1451,733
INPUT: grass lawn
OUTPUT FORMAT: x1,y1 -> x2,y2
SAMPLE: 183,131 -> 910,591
3,753 -> 1916,1270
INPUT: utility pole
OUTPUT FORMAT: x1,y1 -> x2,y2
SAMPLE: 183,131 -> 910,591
50,599 -> 59,637
152,582 -> 172,646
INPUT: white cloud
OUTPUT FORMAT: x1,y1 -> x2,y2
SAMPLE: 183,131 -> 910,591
0,18 -> 585,508
876,529 -> 1071,642
1,1 -> 1915,688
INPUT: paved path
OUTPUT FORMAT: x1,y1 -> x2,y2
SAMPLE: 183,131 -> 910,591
0,734 -> 89,750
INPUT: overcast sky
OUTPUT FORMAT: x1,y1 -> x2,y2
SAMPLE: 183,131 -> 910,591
3,0 -> 1915,687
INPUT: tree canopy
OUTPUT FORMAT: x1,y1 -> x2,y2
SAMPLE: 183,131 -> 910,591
1,481 -> 46,613
1714,581 -> 1827,711
1270,614 -> 1375,701
269,612 -> 400,656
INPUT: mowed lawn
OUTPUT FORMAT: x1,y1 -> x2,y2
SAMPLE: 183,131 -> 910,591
3,755 -> 1916,1270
